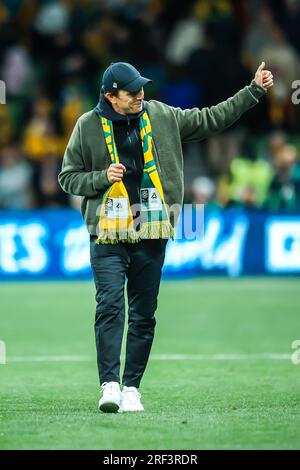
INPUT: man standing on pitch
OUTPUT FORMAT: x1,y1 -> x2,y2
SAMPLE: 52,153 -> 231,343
59,61 -> 273,413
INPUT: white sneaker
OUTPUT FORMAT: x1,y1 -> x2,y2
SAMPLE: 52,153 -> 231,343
99,381 -> 121,413
120,386 -> 144,412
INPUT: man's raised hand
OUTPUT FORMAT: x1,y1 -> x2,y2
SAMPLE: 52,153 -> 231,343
254,61 -> 274,91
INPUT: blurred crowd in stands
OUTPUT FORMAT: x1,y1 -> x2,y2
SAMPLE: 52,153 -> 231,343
1,0 -> 300,212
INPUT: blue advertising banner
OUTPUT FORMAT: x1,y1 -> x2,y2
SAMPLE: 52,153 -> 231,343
0,208 -> 299,280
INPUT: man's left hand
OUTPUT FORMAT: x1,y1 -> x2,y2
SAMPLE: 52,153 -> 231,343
254,61 -> 274,91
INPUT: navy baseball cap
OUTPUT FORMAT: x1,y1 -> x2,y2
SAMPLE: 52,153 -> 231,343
102,62 -> 152,93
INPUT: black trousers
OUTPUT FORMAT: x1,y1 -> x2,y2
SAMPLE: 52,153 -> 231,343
90,236 -> 167,388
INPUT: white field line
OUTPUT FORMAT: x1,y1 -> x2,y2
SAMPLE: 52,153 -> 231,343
6,353 -> 291,363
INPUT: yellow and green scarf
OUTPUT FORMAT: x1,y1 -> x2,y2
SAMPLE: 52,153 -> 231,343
96,111 -> 174,244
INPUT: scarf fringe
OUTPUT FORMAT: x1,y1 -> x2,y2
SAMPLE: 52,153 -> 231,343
96,220 -> 174,244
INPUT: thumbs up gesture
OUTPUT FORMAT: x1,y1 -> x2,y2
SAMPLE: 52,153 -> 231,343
254,61 -> 274,91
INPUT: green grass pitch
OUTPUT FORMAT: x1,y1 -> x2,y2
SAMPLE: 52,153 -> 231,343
0,279 -> 300,450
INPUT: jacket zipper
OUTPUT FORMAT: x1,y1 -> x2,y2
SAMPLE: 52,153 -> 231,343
127,116 -> 132,145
